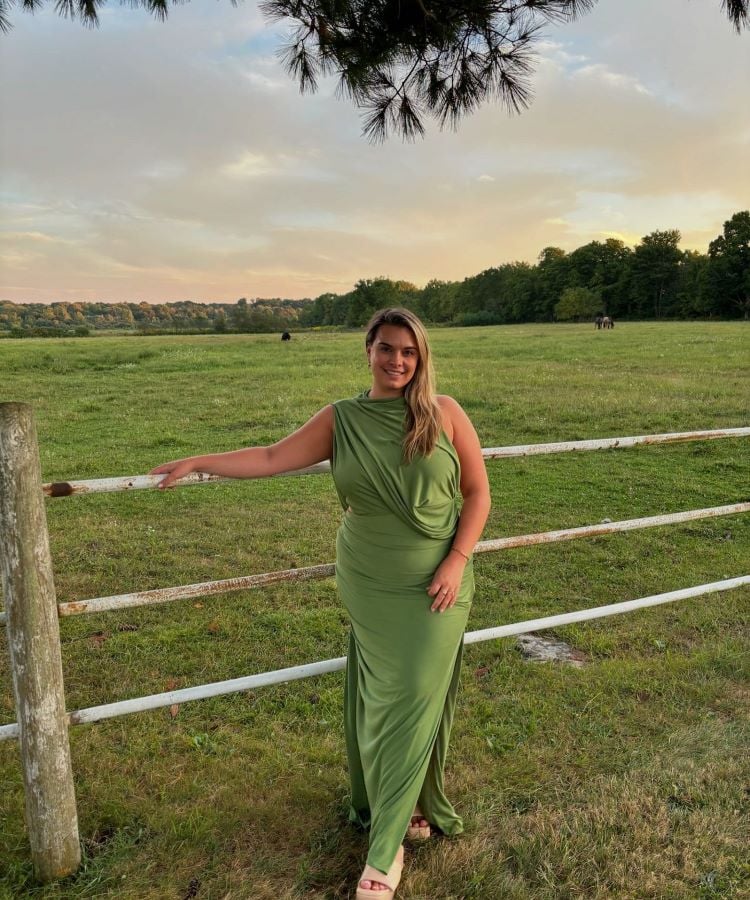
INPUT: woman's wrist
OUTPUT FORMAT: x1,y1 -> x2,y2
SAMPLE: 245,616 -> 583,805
449,546 -> 470,562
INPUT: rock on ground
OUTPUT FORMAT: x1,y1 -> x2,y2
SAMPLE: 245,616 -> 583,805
515,633 -> 586,667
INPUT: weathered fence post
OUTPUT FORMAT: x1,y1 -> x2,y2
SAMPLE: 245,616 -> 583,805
0,403 -> 80,881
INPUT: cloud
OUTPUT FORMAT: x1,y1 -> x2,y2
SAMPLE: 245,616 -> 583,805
573,63 -> 652,96
221,152 -> 277,179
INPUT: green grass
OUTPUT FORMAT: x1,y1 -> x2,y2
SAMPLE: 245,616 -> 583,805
0,322 -> 748,898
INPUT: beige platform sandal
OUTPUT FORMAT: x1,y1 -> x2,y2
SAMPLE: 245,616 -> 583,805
406,806 -> 431,842
356,847 -> 404,900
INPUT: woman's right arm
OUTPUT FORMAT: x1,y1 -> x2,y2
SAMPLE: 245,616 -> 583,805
150,405 -> 334,489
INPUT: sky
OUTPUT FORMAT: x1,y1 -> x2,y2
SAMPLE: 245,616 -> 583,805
1,0 -> 749,304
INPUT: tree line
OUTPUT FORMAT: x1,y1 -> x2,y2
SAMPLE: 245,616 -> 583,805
0,298 -> 307,337
2,211 -> 747,337
301,211 -> 749,326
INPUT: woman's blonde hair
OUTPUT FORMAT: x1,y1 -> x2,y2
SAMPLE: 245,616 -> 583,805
365,307 -> 442,462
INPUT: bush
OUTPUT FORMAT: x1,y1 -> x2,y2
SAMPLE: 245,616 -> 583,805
457,310 -> 503,327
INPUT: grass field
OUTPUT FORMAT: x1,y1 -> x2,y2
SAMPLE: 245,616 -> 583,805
0,322 -> 748,899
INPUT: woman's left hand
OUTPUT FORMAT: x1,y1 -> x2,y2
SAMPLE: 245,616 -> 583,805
427,553 -> 466,613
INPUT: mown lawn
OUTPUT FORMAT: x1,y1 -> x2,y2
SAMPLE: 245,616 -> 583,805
0,322 -> 748,899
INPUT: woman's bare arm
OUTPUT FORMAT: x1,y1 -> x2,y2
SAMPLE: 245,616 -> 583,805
150,405 -> 334,489
441,395 -> 491,557
427,395 -> 491,612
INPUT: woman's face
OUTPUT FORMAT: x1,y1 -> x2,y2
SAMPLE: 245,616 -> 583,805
367,324 -> 420,397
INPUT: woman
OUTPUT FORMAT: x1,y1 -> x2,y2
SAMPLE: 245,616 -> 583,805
151,308 -> 491,898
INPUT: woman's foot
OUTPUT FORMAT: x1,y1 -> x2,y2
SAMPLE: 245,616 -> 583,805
406,807 -> 431,842
357,846 -> 404,897
359,878 -> 390,892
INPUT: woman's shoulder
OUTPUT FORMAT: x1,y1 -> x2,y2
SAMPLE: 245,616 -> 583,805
435,395 -> 478,441
435,395 -> 467,420
436,394 -> 462,411
435,395 -> 461,441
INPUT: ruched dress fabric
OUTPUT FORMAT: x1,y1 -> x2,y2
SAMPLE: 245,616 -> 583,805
332,393 -> 473,876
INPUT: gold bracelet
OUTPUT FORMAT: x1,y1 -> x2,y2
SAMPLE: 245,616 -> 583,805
450,546 -> 470,562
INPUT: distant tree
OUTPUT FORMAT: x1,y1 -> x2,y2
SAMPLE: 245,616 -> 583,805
630,230 -> 683,319
457,261 -> 534,323
345,280 -> 375,328
597,238 -> 633,319
134,301 -> 155,323
0,301 -> 21,329
567,242 -> 603,287
555,286 -> 600,322
300,291 -> 338,326
707,210 -> 750,318
153,303 -> 173,325
71,305 -> 86,324
567,238 -> 632,317
246,307 -> 277,332
331,291 -> 351,324
51,302 -> 72,323
533,247 -> 570,321
232,297 -> 250,331
674,250 -> 710,318
420,279 -> 458,323
118,304 -> 135,326
3,1 -> 747,139
345,277 -> 417,327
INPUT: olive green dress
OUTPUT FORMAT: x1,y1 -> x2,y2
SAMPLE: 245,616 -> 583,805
332,392 -> 473,875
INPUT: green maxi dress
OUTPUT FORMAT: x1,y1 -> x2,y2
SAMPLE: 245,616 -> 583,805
332,392 -> 474,875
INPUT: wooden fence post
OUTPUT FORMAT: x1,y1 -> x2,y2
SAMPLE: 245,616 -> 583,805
0,403 -> 80,882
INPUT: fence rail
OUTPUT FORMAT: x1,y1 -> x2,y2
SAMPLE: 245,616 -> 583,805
2,501 -> 747,626
1,574 -> 747,743
41,427 -> 750,498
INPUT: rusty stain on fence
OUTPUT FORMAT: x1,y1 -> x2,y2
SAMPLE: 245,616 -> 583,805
47,483 -> 76,498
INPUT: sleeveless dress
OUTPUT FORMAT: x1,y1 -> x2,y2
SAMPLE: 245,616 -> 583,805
332,392 -> 474,875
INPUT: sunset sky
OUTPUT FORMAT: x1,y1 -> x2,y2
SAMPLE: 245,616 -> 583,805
1,0 -> 748,304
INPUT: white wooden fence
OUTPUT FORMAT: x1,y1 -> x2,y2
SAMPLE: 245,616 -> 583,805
0,402 -> 748,882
